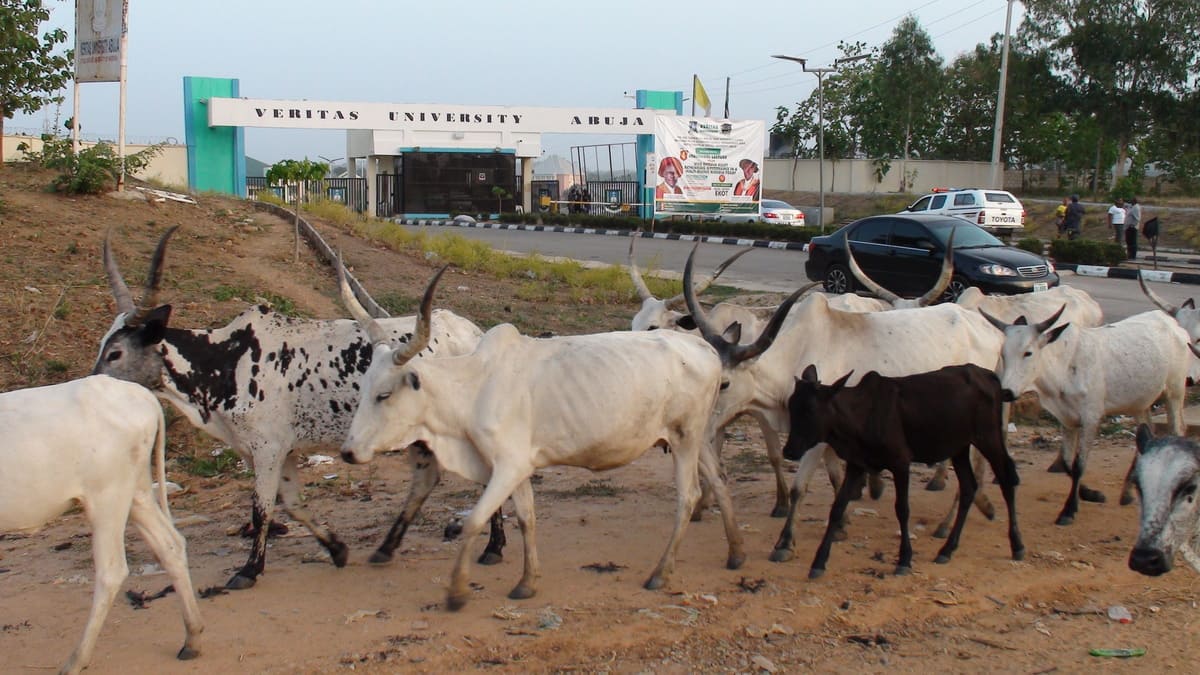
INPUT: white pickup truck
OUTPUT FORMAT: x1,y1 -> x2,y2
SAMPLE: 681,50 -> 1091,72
901,188 -> 1025,240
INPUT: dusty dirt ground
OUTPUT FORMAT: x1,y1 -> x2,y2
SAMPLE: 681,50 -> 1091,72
2,164 -> 1200,674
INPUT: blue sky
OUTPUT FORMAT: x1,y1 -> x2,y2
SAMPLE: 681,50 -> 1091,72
11,0 -> 1022,165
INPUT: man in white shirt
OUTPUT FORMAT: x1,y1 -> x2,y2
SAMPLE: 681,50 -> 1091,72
1108,197 -> 1127,243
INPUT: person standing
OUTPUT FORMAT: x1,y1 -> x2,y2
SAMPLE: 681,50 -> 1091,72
1054,196 -> 1069,237
1108,197 -> 1127,243
1124,196 -> 1142,259
1063,194 -> 1084,240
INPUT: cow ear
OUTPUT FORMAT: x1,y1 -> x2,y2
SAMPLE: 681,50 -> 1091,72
830,370 -> 854,392
1136,423 -> 1154,455
1042,323 -> 1070,345
721,321 -> 742,344
801,364 -> 819,383
1013,315 -> 1029,326
675,315 -> 697,331
1185,299 -> 1196,310
140,305 -> 173,345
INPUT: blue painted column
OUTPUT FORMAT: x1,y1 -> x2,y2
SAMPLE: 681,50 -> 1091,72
635,90 -> 683,220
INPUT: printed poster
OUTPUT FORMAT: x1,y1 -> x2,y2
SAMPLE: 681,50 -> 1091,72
76,0 -> 128,83
654,117 -> 765,217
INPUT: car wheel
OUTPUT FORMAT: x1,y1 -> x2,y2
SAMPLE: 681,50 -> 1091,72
824,264 -> 853,294
942,275 -> 971,303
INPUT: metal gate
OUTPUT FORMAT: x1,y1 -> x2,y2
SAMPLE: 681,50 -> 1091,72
375,174 -> 403,218
246,177 -> 367,213
584,180 -> 639,215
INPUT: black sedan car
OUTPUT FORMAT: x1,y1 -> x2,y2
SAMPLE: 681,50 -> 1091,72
805,214 -> 1059,300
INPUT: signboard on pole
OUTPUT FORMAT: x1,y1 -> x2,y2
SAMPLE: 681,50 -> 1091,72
75,0 -> 128,83
653,117 -> 765,218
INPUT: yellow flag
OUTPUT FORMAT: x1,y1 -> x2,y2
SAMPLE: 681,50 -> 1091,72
693,75 -> 712,117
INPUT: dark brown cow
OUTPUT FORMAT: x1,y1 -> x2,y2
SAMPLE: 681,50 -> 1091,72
782,364 -> 1025,579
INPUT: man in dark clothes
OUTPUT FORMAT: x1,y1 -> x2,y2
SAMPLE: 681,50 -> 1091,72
1063,194 -> 1085,240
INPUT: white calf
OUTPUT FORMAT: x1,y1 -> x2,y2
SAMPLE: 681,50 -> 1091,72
0,375 -> 203,675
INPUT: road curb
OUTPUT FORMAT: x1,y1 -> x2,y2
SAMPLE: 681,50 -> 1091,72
394,218 -> 1200,287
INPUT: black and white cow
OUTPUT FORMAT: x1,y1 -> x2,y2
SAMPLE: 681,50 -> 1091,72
92,228 -> 505,589
1128,423 -> 1200,576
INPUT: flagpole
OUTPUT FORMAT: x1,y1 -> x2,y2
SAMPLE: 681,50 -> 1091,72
723,77 -> 730,118
116,0 -> 129,191
691,75 -> 697,116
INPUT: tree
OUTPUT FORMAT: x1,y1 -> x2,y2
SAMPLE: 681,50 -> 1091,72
0,0 -> 73,162
490,185 -> 510,215
853,16 -> 946,190
266,158 -> 329,263
1021,0 -> 1200,187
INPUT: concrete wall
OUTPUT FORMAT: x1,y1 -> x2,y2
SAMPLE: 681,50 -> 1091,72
2,134 -> 189,189
764,158 -> 995,195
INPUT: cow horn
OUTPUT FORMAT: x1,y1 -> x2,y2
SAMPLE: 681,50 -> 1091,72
126,226 -> 178,326
627,232 -> 654,302
103,229 -> 136,316
665,246 -> 752,310
1035,304 -> 1067,333
915,227 -> 956,307
845,233 -> 901,305
724,282 -> 810,365
392,265 -> 448,366
979,308 -> 1009,334
336,252 -> 389,345
1138,270 -> 1179,316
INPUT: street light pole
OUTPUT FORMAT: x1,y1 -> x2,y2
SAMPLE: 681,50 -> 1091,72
772,54 -> 870,233
990,0 -> 1016,189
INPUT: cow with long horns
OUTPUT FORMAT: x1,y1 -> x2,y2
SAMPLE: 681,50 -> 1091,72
92,228 -> 505,590
338,248 -> 805,610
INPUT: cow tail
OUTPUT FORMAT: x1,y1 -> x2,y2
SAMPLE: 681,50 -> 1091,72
154,408 -> 171,516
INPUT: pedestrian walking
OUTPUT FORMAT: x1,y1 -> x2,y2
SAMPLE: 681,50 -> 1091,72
1063,194 -> 1084,240
1054,197 -> 1068,238
1124,196 -> 1142,260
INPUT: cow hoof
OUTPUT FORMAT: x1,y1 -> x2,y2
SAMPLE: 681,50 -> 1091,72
477,551 -> 503,566
1055,514 -> 1074,526
869,480 -> 885,501
807,567 -> 826,580
932,524 -> 950,539
445,593 -> 468,612
443,520 -> 463,541
328,541 -> 349,568
1012,547 -> 1026,561
1119,493 -> 1136,507
934,554 -> 951,565
726,553 -> 746,570
770,504 -> 789,518
769,548 -> 795,563
1046,457 -> 1068,473
689,510 -> 704,523
833,527 -> 849,542
983,505 -> 997,521
925,476 -> 946,492
894,565 -> 912,576
177,646 -> 200,661
1080,487 -> 1106,503
643,575 -> 667,591
507,584 -> 536,600
225,573 -> 257,590
368,549 -> 394,565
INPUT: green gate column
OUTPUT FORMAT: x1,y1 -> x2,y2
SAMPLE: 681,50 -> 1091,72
183,76 -> 246,196
635,90 -> 683,220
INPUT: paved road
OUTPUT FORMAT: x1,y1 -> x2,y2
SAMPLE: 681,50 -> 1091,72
399,224 -> 1199,322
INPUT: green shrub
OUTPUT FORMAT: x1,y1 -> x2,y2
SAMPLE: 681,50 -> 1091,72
1048,238 -> 1126,265
18,135 -> 164,194
1015,237 -> 1046,255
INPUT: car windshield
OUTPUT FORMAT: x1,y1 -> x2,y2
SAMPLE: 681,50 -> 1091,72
763,200 -> 792,209
928,223 -> 1004,248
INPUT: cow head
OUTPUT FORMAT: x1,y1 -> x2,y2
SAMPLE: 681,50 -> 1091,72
1128,424 -> 1200,576
628,232 -> 750,331
979,304 -> 1068,402
781,365 -> 853,461
845,227 -> 955,308
1139,271 -> 1200,349
92,227 -> 178,389
339,257 -> 445,464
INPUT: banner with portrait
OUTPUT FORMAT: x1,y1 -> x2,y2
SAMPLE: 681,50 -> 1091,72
76,0 -> 128,83
653,117 -> 765,217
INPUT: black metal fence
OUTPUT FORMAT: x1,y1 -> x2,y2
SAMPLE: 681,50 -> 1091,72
247,177 -> 367,213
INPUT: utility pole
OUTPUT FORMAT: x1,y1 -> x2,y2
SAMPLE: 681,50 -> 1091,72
990,0 -> 1016,190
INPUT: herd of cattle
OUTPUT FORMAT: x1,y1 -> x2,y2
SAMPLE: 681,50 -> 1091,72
4,226 -> 1200,673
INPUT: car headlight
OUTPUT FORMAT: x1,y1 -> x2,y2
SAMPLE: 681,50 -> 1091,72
1046,259 -> 1056,274
978,264 -> 1017,276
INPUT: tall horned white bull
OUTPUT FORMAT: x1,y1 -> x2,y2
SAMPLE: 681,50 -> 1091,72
93,228 -> 505,590
685,272 -> 1005,563
981,306 -> 1192,525
339,251 -> 803,610
0,376 -> 203,674
1139,271 -> 1200,347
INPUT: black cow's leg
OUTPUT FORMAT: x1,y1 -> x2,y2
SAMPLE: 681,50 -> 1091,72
809,465 -> 866,579
996,452 -> 1025,560
477,509 -> 507,566
770,484 -> 805,563
892,464 -> 914,575
371,445 -> 441,564
228,489 -> 272,589
934,451 -> 977,565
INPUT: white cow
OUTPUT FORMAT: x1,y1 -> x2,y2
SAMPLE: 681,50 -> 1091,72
338,257 -> 802,610
685,280 -> 1006,563
93,228 -> 501,590
981,306 -> 1192,524
1138,272 -> 1200,345
1127,423 -> 1200,576
0,376 -> 203,675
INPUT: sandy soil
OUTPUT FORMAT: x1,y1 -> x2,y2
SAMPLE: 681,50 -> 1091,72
2,164 -> 1198,674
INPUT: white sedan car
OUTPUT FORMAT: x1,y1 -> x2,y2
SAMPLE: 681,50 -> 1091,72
761,199 -> 806,226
